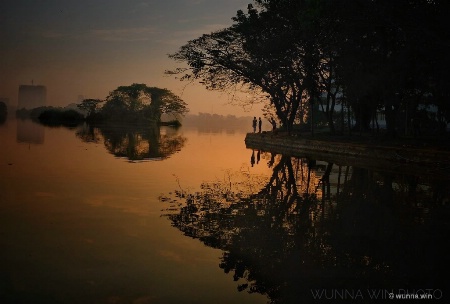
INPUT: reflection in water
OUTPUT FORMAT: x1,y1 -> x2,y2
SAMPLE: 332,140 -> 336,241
76,123 -> 186,161
250,150 -> 262,168
162,153 -> 450,303
16,119 -> 45,144
1,121 -> 269,303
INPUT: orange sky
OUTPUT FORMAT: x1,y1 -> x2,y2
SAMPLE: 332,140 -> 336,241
0,0 -> 265,117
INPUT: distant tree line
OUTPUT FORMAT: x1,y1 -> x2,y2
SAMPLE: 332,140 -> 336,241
16,106 -> 84,128
183,113 -> 256,130
17,84 -> 188,127
168,0 -> 450,137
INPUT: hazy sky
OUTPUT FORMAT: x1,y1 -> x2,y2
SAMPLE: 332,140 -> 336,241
0,0 -> 264,116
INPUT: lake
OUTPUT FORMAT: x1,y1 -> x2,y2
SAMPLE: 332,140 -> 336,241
1,118 -> 449,303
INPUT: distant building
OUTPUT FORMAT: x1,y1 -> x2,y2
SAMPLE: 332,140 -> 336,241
18,85 -> 47,109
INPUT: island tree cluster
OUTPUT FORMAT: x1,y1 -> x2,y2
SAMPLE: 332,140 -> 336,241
78,83 -> 189,125
18,84 -> 188,128
168,0 -> 450,136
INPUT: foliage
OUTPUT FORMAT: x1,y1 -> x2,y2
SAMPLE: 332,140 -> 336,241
100,83 -> 188,123
77,99 -> 103,118
38,109 -> 84,127
16,106 -> 58,120
167,3 -> 315,133
168,0 -> 450,136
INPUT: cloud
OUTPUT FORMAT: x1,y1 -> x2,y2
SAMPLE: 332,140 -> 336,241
164,23 -> 231,47
184,0 -> 206,5
36,26 -> 159,43
40,30 -> 65,39
89,27 -> 159,42
137,1 -> 150,8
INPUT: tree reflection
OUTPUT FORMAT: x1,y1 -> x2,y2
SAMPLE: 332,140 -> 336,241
76,123 -> 186,161
162,154 -> 450,303
75,124 -> 102,144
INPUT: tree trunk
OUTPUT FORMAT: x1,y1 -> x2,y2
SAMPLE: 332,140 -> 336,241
384,97 -> 398,138
310,99 -> 314,136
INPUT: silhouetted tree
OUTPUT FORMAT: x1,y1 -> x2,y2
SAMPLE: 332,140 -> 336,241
168,3 -> 322,133
102,83 -> 188,123
330,0 -> 450,136
168,0 -> 450,136
77,98 -> 103,119
38,109 -> 84,128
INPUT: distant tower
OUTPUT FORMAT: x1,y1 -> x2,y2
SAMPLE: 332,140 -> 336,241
18,83 -> 47,109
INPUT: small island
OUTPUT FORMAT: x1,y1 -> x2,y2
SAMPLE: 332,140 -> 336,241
30,83 -> 188,127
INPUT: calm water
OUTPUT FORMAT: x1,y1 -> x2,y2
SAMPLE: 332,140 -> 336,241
1,118 -> 449,303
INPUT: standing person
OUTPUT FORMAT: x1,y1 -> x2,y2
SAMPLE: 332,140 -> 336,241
258,117 -> 262,133
252,117 -> 257,133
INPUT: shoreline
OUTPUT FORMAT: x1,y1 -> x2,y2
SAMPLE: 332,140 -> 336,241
245,132 -> 450,178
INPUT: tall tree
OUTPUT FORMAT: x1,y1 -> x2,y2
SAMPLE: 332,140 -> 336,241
329,0 -> 450,136
168,3 -> 321,133
168,0 -> 449,136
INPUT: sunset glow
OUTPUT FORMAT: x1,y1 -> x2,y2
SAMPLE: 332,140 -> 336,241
0,0 -> 264,116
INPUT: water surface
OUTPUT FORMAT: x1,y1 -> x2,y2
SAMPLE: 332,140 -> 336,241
1,118 -> 449,303
0,118 -> 268,304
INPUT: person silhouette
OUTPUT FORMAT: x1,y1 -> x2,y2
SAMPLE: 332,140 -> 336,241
257,150 -> 260,164
250,150 -> 256,167
258,117 -> 262,133
252,117 -> 257,133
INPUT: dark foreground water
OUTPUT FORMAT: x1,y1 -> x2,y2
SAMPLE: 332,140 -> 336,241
1,118 -> 449,303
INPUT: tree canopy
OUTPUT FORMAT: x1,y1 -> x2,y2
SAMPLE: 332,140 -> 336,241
78,84 -> 189,124
168,0 -> 450,136
77,99 -> 103,118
